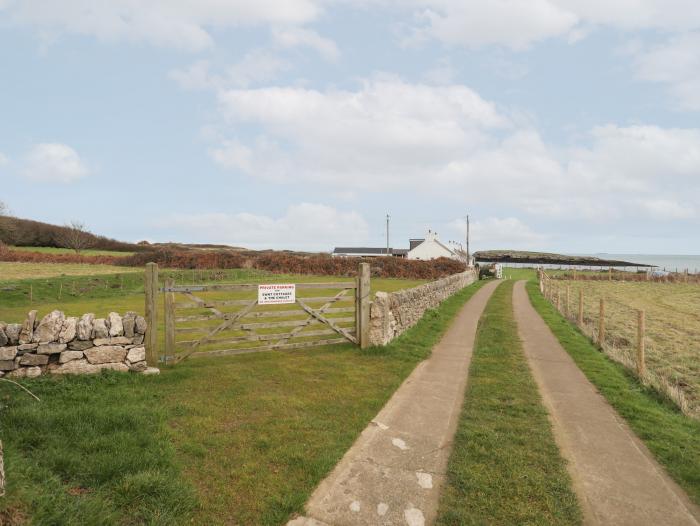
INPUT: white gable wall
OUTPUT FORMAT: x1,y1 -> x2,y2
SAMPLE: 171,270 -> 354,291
407,238 -> 455,260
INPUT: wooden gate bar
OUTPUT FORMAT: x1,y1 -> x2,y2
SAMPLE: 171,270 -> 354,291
273,289 -> 349,348
297,299 -> 358,344
163,282 -> 357,293
172,299 -> 259,363
190,337 -> 350,358
177,328 -> 339,347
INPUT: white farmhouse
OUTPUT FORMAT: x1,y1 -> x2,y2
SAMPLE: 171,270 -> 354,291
407,230 -> 458,260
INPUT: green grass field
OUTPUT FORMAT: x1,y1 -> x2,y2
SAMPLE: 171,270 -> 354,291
526,281 -> 700,505
0,280 -> 486,525
9,246 -> 135,257
437,280 -> 581,525
0,261 -> 141,280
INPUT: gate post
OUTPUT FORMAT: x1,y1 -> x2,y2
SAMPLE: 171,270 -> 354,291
144,262 -> 159,366
357,263 -> 371,349
164,278 -> 175,365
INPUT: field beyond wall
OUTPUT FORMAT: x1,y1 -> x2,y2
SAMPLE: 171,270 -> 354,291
550,279 -> 700,418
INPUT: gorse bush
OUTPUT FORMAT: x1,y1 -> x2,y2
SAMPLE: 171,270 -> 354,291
119,250 -> 467,279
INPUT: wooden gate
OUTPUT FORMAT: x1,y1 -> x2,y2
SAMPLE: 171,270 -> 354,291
147,264 -> 370,364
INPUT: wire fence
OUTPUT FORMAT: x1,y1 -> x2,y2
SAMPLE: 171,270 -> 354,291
539,271 -> 694,419
0,268 -> 274,307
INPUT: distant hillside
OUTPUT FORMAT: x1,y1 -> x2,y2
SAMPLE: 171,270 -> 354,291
0,215 -> 147,253
474,250 -> 653,267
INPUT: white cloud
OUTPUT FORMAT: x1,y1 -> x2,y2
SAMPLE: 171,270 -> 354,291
170,52 -> 290,91
384,0 -> 700,49
272,27 -> 340,61
450,216 -> 548,249
213,78 -> 508,188
632,32 -> 700,110
2,0 -> 321,51
413,1 -> 578,50
23,143 -> 89,183
0,152 -> 8,166
159,203 -> 368,250
210,78 -> 700,225
638,199 -> 696,220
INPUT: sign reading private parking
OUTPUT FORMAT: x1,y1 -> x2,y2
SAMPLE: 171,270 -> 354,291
258,284 -> 296,305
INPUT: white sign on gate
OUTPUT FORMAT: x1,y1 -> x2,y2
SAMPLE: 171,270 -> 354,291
258,284 -> 296,305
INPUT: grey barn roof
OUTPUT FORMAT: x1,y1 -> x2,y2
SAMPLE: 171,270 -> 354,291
333,247 -> 408,255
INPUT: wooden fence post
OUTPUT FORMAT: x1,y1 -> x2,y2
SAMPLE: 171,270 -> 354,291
598,298 -> 605,347
565,285 -> 571,318
637,309 -> 646,377
357,263 -> 371,349
556,287 -> 561,311
144,262 -> 159,366
578,289 -> 584,326
164,278 -> 175,365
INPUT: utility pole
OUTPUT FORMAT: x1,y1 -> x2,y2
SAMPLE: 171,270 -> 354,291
386,214 -> 390,256
465,214 -> 470,265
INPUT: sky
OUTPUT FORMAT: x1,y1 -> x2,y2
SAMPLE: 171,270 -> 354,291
1,0 -> 699,254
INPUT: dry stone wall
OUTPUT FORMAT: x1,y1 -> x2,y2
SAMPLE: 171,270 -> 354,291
369,270 -> 478,346
0,310 -> 159,378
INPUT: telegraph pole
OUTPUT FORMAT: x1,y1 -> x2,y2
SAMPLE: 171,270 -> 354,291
466,214 -> 470,265
386,214 -> 390,255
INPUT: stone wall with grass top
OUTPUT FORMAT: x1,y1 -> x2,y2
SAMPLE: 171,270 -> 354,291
369,270 -> 478,346
0,310 -> 159,378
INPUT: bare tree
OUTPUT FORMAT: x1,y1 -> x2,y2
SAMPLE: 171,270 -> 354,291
0,201 -> 8,216
56,220 -> 95,254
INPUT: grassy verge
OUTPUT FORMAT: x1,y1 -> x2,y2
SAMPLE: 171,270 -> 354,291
525,280 -> 700,505
0,373 -> 197,525
437,280 -> 582,525
1,280 -> 485,525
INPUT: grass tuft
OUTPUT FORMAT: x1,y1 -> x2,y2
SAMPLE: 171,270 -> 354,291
437,280 -> 582,525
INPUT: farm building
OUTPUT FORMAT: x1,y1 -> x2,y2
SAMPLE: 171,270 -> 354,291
332,247 -> 408,258
407,230 -> 459,261
333,230 -> 469,263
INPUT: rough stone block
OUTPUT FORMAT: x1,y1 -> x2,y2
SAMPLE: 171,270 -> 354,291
0,347 -> 17,361
20,353 -> 49,366
123,312 -> 136,338
0,360 -> 17,371
93,337 -> 132,346
134,316 -> 147,334
92,318 -> 109,339
59,317 -> 78,343
84,346 -> 127,365
68,340 -> 94,351
37,343 -> 67,355
59,350 -> 84,364
52,359 -> 100,375
126,346 -> 145,363
33,310 -> 65,343
5,324 -> 21,345
19,310 -> 37,344
77,313 -> 94,340
108,312 -> 123,337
